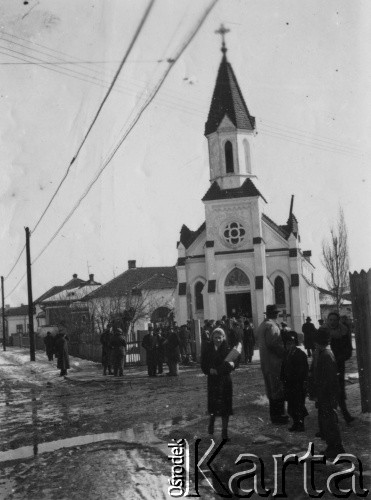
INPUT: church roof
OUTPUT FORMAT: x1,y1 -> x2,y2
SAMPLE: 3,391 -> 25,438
262,214 -> 290,240
84,266 -> 177,300
202,178 -> 266,203
179,222 -> 206,249
205,54 -> 255,135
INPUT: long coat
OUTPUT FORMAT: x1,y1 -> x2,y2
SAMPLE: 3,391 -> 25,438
142,333 -> 159,365
201,341 -> 234,416
281,347 -> 309,420
100,330 -> 113,366
257,319 -> 285,400
55,334 -> 70,371
302,322 -> 316,349
165,331 -> 181,363
314,346 -> 340,408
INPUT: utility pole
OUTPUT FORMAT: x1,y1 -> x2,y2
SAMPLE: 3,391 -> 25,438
25,227 -> 35,361
1,276 -> 6,351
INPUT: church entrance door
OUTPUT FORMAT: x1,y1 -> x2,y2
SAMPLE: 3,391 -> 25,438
225,292 -> 252,318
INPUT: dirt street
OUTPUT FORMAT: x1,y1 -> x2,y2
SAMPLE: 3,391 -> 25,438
0,347 -> 369,499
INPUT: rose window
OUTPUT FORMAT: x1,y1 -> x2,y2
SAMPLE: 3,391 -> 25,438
223,222 -> 245,245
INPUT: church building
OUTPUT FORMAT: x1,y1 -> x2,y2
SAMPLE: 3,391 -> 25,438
175,32 -> 320,331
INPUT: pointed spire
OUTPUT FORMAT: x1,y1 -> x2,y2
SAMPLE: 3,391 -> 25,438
205,32 -> 255,136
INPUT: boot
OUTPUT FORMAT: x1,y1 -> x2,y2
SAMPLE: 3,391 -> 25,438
208,415 -> 215,435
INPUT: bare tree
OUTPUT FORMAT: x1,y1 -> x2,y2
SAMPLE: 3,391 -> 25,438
87,287 -> 175,340
322,207 -> 350,311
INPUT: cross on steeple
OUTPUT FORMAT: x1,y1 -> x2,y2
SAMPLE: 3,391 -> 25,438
215,24 -> 230,54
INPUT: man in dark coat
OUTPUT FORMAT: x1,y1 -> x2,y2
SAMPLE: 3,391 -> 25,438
313,327 -> 345,459
43,331 -> 55,361
155,328 -> 165,375
164,327 -> 181,376
54,332 -> 70,376
257,304 -> 288,424
327,312 -> 354,423
302,317 -> 316,357
242,320 -> 255,363
179,324 -> 191,364
142,326 -> 158,377
110,328 -> 126,377
100,326 -> 113,375
281,331 -> 309,431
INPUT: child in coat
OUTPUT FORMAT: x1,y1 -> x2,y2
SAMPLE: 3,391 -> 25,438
281,331 -> 309,432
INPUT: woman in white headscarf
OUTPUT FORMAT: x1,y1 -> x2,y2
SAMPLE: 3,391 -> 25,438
201,327 -> 235,441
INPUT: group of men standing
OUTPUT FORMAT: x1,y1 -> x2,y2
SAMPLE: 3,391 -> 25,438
100,326 -> 127,377
141,324 -> 191,377
258,305 -> 354,459
43,329 -> 70,376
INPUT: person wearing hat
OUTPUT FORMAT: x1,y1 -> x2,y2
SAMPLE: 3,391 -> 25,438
302,316 -> 316,357
257,304 -> 288,424
280,331 -> 308,431
312,326 -> 345,459
201,327 -> 235,440
142,325 -> 159,377
110,328 -> 127,377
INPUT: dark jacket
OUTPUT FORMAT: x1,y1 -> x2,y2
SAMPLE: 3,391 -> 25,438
314,346 -> 340,408
302,322 -> 316,349
110,333 -> 127,358
165,331 -> 181,362
55,334 -> 70,370
201,341 -> 234,416
281,348 -> 308,395
44,334 -> 55,354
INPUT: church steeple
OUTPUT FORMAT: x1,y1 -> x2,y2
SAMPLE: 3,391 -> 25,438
205,54 -> 255,136
205,26 -> 256,190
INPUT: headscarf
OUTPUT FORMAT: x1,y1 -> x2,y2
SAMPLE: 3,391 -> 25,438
211,327 -> 226,341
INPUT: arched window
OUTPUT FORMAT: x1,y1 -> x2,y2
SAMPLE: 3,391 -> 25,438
274,276 -> 286,306
243,139 -> 251,174
225,140 -> 234,173
225,268 -> 250,287
195,281 -> 204,310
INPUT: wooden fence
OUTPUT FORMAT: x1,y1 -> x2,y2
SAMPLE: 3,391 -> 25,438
349,269 -> 371,413
12,331 -> 145,367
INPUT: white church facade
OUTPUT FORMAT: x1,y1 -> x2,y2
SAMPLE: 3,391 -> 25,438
175,41 -> 320,332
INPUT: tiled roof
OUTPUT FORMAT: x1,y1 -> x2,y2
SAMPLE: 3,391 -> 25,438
84,266 -> 177,300
35,275 -> 101,304
35,286 -> 65,303
202,178 -> 266,203
179,222 -> 206,249
205,54 -> 255,135
262,214 -> 290,240
5,305 -> 29,317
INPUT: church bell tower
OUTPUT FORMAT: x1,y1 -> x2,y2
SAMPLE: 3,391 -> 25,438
205,25 -> 257,190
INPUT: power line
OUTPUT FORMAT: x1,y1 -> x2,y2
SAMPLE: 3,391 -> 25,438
31,0 -> 156,234
259,120 -> 364,155
4,0 -> 218,300
31,0 -> 219,269
3,0 -> 155,282
0,59 -> 157,65
4,244 -> 26,280
259,127 -> 365,158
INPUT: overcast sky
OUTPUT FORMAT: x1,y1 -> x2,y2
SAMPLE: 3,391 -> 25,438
1,0 -> 370,306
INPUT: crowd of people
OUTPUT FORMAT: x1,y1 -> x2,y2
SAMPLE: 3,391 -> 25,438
141,323 -> 194,377
43,307 -> 355,459
43,329 -> 70,376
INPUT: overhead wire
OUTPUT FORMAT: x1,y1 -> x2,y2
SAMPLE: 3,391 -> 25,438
4,0 -> 218,299
3,0 -> 155,282
30,0 -> 219,269
1,29 -> 365,156
31,0 -> 156,234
